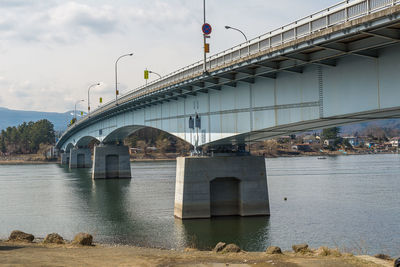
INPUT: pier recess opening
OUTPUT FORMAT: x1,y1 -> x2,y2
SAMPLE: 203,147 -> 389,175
106,155 -> 119,178
210,177 -> 240,216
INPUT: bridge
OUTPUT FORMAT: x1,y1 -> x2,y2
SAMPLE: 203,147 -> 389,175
56,0 -> 400,219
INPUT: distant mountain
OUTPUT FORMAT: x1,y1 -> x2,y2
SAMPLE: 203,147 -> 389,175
0,107 -> 86,131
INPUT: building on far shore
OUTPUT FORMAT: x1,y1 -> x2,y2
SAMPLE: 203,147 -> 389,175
365,141 -> 376,148
302,135 -> 320,144
390,137 -> 400,147
291,144 -> 312,152
323,139 -> 335,146
342,136 -> 361,147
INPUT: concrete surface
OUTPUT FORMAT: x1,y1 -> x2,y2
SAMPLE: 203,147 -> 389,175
92,144 -> 131,179
60,152 -> 70,165
69,148 -> 92,169
174,156 -> 270,219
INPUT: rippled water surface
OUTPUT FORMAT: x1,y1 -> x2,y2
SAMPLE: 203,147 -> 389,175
0,154 -> 399,256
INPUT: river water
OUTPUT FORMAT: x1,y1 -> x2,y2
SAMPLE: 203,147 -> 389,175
0,154 -> 399,256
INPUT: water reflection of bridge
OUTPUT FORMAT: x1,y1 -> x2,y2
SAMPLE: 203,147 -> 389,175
60,164 -> 270,250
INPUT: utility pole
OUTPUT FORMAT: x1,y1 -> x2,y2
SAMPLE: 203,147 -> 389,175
203,0 -> 207,73
201,0 -> 211,73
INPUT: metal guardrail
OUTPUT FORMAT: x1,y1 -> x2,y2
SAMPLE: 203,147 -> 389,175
62,0 -> 399,141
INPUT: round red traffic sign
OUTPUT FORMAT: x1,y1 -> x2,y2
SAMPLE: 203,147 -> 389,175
202,23 -> 212,35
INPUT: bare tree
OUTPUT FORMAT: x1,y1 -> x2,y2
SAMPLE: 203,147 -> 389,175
263,139 -> 278,155
156,138 -> 170,156
175,139 -> 191,155
136,140 -> 148,156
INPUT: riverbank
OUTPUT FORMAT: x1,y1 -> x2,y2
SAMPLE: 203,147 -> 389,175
0,240 -> 394,267
0,154 -> 56,164
1,150 -> 398,165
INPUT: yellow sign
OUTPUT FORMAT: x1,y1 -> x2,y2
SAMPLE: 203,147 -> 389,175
81,111 -> 83,116
144,70 -> 149,80
99,97 -> 103,103
204,43 -> 210,53
116,90 -> 119,95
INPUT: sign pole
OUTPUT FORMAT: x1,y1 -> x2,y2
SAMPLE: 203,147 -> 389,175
203,0 -> 207,73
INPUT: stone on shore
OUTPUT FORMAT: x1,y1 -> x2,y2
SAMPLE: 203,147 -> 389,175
266,246 -> 282,254
315,246 -> 329,256
374,254 -> 391,260
292,243 -> 309,253
315,246 -> 341,257
43,233 -> 65,244
73,233 -> 93,246
9,230 -> 34,242
222,243 -> 241,253
213,242 -> 226,252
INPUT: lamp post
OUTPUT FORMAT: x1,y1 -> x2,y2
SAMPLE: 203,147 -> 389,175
115,53 -> 133,104
87,83 -> 100,116
74,99 -> 84,121
224,25 -> 248,42
225,25 -> 249,56
148,70 -> 162,79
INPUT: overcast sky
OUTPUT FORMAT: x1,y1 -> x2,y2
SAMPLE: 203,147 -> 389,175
0,0 -> 338,113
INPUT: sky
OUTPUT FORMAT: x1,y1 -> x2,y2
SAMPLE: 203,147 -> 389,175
0,0 -> 339,113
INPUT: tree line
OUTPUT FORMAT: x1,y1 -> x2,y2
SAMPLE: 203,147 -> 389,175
0,120 -> 55,154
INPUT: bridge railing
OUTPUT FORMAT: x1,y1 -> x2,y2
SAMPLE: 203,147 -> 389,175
62,0 -> 399,138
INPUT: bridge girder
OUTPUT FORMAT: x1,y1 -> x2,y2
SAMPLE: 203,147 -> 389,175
57,6 -> 400,150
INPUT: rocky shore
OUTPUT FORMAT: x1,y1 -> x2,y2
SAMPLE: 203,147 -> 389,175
0,230 -> 395,267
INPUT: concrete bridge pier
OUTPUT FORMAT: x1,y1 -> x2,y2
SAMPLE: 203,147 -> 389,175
69,147 -> 92,169
60,152 -> 70,165
92,144 -> 131,179
174,155 -> 270,219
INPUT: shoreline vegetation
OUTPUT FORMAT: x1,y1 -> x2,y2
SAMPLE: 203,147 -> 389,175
0,237 -> 395,267
0,149 -> 397,165
1,120 -> 399,164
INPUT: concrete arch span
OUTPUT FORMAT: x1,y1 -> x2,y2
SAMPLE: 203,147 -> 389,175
75,136 -> 100,148
103,125 -> 144,144
65,143 -> 75,153
102,125 -> 191,147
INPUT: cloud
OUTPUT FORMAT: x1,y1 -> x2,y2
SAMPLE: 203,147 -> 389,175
0,0 -> 341,113
126,1 -> 192,24
0,1 -> 193,45
49,2 -> 118,35
0,0 -> 37,8
0,2 -> 119,44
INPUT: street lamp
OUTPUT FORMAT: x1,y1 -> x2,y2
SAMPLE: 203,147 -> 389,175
225,25 -> 248,42
115,53 -> 133,104
148,70 -> 162,79
87,83 -> 100,116
74,99 -> 84,121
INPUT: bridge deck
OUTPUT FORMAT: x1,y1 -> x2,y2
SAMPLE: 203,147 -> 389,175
57,0 -> 400,148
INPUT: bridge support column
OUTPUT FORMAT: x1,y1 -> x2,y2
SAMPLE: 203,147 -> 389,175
60,152 -> 70,165
92,144 -> 131,179
69,148 -> 92,169
174,156 -> 270,219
